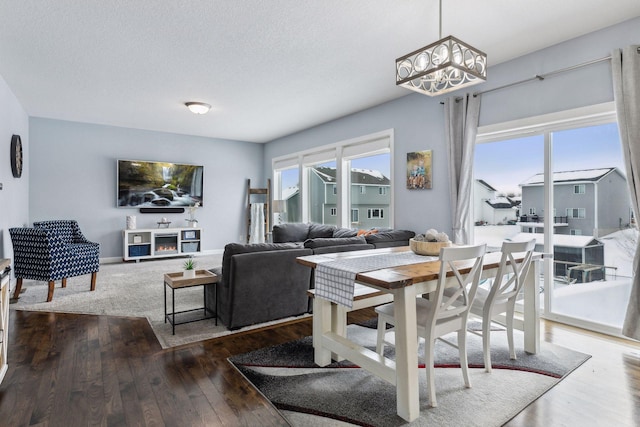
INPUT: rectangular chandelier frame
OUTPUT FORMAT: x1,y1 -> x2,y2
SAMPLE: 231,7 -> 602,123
396,35 -> 487,96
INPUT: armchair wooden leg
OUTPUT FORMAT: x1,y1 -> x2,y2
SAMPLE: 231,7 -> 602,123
61,278 -> 67,288
13,278 -> 23,300
47,281 -> 55,302
90,272 -> 97,291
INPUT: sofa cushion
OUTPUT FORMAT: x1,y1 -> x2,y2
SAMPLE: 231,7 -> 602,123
364,230 -> 416,244
333,227 -> 358,238
303,236 -> 366,249
272,223 -> 310,243
308,223 -> 337,239
312,243 -> 374,254
222,242 -> 303,280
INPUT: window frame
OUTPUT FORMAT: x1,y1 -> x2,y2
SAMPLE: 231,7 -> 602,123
272,129 -> 393,228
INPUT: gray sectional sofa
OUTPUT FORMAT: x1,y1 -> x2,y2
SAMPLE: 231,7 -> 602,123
206,223 -> 414,330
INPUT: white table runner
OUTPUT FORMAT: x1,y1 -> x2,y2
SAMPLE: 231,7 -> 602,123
314,252 -> 437,308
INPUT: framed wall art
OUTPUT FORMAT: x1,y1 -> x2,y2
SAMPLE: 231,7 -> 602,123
406,150 -> 432,189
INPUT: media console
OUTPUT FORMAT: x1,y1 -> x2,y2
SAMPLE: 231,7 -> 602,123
123,227 -> 202,262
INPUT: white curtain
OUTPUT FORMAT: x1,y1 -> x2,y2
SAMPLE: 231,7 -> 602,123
612,45 -> 640,341
444,94 -> 482,244
249,203 -> 265,244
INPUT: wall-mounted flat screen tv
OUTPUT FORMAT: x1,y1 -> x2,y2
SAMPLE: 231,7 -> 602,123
117,159 -> 203,207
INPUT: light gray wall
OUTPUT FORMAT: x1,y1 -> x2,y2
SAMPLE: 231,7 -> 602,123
29,118 -> 264,259
0,73 -> 29,259
263,17 -> 640,238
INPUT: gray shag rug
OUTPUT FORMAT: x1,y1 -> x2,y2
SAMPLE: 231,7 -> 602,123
10,254 -> 309,348
230,324 -> 590,427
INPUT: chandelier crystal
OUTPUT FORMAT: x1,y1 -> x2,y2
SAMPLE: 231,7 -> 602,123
396,2 -> 487,96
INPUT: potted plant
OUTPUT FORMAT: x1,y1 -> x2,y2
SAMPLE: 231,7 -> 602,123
183,257 -> 197,278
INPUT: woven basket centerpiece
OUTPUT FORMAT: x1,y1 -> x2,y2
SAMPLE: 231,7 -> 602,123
409,238 -> 451,256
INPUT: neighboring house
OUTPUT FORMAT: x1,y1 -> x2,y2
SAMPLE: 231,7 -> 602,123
519,168 -> 631,237
474,179 -> 519,225
509,232 -> 605,283
281,166 -> 391,229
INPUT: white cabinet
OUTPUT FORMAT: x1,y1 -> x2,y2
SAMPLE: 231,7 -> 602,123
123,228 -> 202,261
0,259 -> 10,385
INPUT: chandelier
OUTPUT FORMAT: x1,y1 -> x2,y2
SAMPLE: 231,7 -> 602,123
395,0 -> 487,96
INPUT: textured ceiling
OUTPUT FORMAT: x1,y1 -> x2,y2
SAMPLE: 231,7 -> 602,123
0,0 -> 639,143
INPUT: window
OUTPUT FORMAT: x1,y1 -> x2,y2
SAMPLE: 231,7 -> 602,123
273,130 -> 393,229
368,208 -> 384,219
351,209 -> 359,224
574,184 -> 585,194
272,165 -> 299,223
566,208 -> 586,219
570,229 -> 583,235
529,208 -> 536,215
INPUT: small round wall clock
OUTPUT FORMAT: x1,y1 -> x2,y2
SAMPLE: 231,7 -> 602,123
10,134 -> 23,178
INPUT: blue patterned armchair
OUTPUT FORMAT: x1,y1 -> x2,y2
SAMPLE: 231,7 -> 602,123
9,220 -> 100,302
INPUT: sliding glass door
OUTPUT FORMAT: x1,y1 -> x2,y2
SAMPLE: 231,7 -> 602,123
473,106 -> 634,336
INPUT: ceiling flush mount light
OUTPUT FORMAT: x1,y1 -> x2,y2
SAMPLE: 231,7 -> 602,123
185,102 -> 211,114
396,0 -> 487,96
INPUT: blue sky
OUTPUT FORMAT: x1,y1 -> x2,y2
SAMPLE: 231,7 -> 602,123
474,122 -> 624,195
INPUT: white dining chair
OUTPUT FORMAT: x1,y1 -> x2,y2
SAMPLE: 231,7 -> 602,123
375,244 -> 486,408
469,239 -> 536,372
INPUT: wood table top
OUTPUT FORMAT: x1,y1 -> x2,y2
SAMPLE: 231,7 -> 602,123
297,247 -> 534,290
164,269 -> 219,289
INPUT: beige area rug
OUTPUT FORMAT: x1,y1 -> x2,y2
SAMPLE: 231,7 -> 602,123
10,254 -> 310,348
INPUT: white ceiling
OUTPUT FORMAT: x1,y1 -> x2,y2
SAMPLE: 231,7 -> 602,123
0,1 -> 639,143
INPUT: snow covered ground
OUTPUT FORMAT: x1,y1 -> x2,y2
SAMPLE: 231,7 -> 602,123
474,225 -> 636,330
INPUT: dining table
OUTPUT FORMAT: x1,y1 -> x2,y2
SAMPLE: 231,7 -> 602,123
296,246 -> 542,422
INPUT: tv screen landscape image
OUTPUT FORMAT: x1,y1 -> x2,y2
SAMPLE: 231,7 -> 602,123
117,159 -> 204,207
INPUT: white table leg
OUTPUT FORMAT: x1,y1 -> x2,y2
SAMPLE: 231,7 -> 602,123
393,286 -> 420,422
523,259 -> 541,354
313,296 -> 333,366
331,303 -> 348,362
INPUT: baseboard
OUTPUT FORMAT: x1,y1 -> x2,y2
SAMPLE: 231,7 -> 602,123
100,249 -> 223,264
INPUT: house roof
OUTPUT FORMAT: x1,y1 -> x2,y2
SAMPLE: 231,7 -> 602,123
508,232 -> 601,248
476,179 -> 498,192
1,2 -> 639,142
485,197 -> 515,209
313,166 -> 390,185
520,167 -> 620,186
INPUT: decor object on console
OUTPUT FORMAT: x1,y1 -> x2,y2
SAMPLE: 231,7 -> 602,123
9,220 -> 100,302
395,0 -> 486,96
123,227 -> 201,261
410,228 -> 451,255
185,201 -> 200,227
126,215 -> 137,230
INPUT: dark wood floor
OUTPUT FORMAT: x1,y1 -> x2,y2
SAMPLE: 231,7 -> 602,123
1,308 -> 639,426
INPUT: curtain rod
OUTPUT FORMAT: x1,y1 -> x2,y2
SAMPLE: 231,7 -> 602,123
473,55 -> 611,97
442,54 -> 612,103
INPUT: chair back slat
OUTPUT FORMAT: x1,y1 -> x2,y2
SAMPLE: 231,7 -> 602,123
432,244 -> 486,322
487,240 -> 536,304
